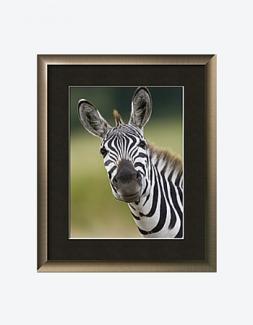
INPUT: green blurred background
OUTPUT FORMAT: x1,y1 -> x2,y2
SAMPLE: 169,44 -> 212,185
70,87 -> 182,238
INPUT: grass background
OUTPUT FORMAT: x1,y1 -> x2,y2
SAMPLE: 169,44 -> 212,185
70,87 -> 182,238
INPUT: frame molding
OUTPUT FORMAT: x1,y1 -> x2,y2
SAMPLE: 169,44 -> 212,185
37,55 -> 216,272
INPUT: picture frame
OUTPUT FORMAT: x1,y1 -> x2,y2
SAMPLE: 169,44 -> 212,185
37,55 -> 216,272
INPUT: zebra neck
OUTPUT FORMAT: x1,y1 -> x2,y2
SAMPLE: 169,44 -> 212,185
128,152 -> 183,238
129,161 -> 162,224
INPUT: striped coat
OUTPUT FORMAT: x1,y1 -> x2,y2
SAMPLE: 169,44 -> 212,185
78,87 -> 183,238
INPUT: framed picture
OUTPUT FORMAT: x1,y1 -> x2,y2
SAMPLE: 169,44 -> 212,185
37,55 -> 216,272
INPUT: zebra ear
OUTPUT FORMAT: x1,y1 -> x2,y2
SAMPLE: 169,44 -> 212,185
129,87 -> 152,129
78,99 -> 111,138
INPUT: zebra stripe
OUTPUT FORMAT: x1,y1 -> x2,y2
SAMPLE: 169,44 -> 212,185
101,124 -> 183,238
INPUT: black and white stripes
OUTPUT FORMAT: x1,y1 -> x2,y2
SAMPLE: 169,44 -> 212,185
130,145 -> 183,238
78,87 -> 183,238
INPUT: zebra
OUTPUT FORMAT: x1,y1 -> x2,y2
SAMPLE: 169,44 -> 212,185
78,87 -> 183,238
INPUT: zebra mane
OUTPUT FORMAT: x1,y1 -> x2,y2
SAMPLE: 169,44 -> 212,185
113,110 -> 124,126
147,143 -> 182,174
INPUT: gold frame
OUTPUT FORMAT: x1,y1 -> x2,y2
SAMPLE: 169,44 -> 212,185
38,55 -> 216,272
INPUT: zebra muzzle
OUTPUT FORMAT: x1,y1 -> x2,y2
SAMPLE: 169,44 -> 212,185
112,159 -> 142,202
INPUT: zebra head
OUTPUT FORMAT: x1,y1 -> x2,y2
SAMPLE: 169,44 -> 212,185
78,87 -> 152,203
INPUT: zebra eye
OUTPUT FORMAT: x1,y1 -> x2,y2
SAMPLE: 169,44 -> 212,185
139,140 -> 147,149
100,147 -> 108,157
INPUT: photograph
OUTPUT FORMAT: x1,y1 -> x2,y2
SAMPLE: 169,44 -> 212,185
38,55 -> 216,272
3,0 -> 252,323
70,86 -> 183,238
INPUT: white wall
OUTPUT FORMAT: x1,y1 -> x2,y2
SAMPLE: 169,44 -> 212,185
1,1 -> 252,324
